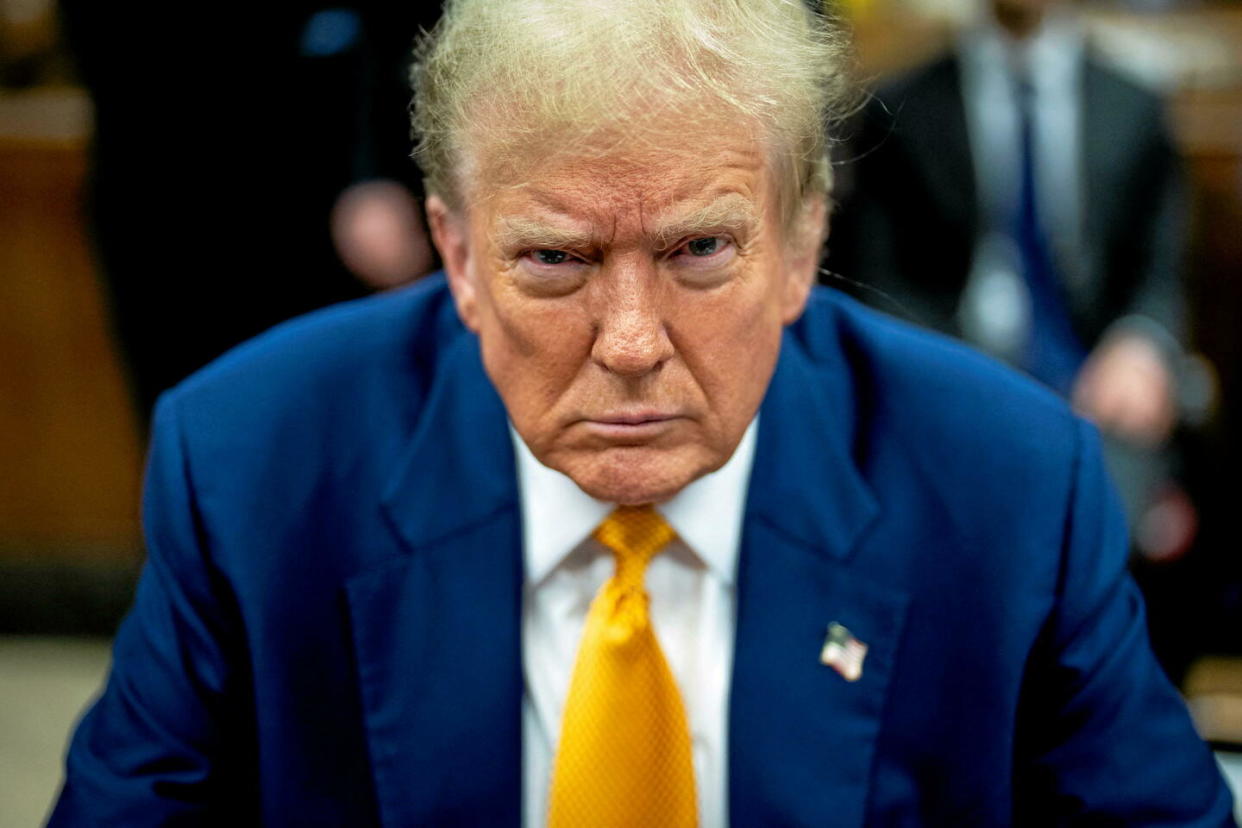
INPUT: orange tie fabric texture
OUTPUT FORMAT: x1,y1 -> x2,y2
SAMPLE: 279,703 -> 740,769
547,506 -> 698,827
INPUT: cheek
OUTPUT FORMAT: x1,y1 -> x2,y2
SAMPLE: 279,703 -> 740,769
673,280 -> 785,409
475,286 -> 594,405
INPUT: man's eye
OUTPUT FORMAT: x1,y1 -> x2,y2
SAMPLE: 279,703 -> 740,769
686,237 -> 722,257
532,249 -> 570,265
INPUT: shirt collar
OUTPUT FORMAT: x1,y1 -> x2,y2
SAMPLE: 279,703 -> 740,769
513,418 -> 758,587
963,15 -> 1083,84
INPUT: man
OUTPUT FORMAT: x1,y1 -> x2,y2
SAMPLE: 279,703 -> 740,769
826,0 -> 1189,545
829,0 -> 1183,422
53,0 -> 1232,825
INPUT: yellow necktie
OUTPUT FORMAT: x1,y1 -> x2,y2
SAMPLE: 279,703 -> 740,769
547,506 -> 698,828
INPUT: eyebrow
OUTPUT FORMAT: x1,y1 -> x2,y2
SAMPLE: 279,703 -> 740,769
653,194 -> 761,248
493,217 -> 595,252
492,193 -> 762,251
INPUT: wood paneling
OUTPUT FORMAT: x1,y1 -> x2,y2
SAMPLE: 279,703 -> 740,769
0,98 -> 142,557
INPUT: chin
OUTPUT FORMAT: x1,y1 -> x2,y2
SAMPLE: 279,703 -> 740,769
555,445 -> 713,505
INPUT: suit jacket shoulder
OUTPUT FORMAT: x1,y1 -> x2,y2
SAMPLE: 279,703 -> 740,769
748,288 -> 1233,824
166,277 -> 468,572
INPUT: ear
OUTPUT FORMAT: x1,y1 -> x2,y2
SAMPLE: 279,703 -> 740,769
781,194 -> 827,324
426,194 -> 481,332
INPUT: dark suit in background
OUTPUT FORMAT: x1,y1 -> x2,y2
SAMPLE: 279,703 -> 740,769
58,2 -> 441,420
826,49 -> 1186,354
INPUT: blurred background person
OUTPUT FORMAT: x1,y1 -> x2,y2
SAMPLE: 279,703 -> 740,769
826,0 -> 1206,673
58,2 -> 442,423
829,0 -> 1183,481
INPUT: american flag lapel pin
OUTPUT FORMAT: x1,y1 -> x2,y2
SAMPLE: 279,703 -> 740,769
820,622 -> 867,682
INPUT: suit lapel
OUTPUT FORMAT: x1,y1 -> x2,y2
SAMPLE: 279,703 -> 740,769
730,325 -> 909,827
347,332 -> 523,827
1077,58 -> 1120,311
916,55 -> 977,237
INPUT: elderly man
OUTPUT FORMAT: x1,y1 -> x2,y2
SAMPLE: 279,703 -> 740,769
52,0 -> 1232,825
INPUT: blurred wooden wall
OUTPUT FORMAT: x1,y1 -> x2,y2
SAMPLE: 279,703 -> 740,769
0,89 -> 142,563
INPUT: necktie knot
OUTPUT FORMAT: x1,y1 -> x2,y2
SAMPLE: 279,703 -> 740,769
593,505 -> 676,587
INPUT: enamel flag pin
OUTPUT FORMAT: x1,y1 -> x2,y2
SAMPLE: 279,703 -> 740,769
820,622 -> 867,682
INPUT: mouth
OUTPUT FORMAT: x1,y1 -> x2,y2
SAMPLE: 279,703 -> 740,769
580,411 -> 684,441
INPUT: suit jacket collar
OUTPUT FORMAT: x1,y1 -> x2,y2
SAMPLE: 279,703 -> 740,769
374,297 -> 880,566
380,331 -> 518,551
748,323 -> 878,560
730,315 -> 907,827
351,330 -> 524,826
907,53 -> 977,237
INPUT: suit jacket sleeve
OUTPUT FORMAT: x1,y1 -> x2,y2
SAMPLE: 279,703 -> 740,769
49,392 -> 256,825
1014,419 -> 1233,823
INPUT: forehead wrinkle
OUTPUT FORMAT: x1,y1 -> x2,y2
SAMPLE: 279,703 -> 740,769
494,191 -> 765,254
496,179 -> 627,244
485,141 -> 771,252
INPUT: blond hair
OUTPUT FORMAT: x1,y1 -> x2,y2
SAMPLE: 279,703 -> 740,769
411,0 -> 854,229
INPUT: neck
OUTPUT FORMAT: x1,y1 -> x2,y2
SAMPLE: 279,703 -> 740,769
992,4 -> 1043,41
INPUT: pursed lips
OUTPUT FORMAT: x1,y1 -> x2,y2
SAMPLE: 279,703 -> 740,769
578,410 -> 685,439
593,410 -> 678,425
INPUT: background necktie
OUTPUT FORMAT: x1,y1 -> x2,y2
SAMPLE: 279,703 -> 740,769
547,505 -> 698,827
1013,73 -> 1086,394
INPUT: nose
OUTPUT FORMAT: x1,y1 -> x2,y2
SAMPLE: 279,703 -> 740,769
590,263 -> 674,378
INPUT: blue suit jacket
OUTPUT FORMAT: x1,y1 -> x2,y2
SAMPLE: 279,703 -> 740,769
52,277 -> 1233,826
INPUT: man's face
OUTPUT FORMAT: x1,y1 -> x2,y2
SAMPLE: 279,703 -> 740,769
431,125 -> 819,505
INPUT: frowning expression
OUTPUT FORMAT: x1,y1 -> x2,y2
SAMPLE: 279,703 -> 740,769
430,125 -> 819,504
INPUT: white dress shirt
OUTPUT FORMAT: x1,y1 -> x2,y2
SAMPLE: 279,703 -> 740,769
514,420 -> 758,828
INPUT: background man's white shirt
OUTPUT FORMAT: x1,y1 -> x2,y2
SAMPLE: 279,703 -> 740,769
957,18 -> 1086,355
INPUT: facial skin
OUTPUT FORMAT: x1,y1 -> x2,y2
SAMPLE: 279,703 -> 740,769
429,123 -> 823,505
